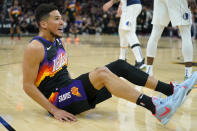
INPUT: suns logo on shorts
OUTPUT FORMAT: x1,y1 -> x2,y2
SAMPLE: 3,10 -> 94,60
71,86 -> 81,97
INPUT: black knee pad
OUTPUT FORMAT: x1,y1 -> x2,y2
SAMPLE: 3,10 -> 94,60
106,59 -> 148,86
105,59 -> 126,76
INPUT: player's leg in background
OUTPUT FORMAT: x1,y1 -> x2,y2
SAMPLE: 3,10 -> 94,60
66,20 -> 71,44
70,16 -> 79,43
147,0 -> 170,75
127,4 -> 145,69
16,25 -> 21,40
119,28 -> 129,60
146,25 -> 165,75
127,20 -> 146,69
73,23 -> 79,43
10,23 -> 14,40
178,25 -> 193,79
165,0 -> 193,79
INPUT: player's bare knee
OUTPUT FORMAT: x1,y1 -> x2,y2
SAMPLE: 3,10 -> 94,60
95,67 -> 111,82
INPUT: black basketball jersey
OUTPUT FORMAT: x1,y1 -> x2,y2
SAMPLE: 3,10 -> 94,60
10,7 -> 21,21
31,36 -> 71,98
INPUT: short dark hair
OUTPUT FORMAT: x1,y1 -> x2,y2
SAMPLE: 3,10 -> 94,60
35,3 -> 58,26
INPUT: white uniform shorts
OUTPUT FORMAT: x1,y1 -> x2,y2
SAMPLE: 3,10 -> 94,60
152,0 -> 192,27
119,4 -> 142,31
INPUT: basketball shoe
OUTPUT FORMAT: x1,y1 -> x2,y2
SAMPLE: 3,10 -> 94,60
152,86 -> 185,125
172,71 -> 197,105
134,58 -> 146,69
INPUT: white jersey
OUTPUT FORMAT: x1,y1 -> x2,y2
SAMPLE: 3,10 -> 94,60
152,0 -> 192,26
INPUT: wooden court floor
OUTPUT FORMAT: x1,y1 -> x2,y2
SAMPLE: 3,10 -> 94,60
0,35 -> 197,131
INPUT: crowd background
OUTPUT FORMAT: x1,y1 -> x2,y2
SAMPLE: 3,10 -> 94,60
0,0 -> 197,39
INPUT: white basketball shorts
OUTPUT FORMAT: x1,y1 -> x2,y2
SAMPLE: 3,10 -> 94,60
119,4 -> 142,30
152,0 -> 192,27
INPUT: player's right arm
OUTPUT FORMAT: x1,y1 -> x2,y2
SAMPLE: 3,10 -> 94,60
116,2 -> 122,17
23,40 -> 77,122
9,7 -> 14,22
103,0 -> 120,12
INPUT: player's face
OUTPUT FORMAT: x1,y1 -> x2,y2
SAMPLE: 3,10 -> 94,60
14,0 -> 18,6
47,10 -> 64,38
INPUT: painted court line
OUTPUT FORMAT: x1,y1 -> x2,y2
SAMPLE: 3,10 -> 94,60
0,116 -> 15,131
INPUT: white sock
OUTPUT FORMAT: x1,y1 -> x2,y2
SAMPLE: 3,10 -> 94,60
132,46 -> 143,62
185,67 -> 192,77
119,47 -> 127,60
146,65 -> 153,76
179,26 -> 193,63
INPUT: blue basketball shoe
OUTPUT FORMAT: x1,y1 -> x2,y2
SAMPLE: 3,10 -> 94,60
152,86 -> 185,125
173,71 -> 197,105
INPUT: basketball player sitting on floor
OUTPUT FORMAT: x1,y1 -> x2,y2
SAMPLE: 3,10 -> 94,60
23,4 -> 197,125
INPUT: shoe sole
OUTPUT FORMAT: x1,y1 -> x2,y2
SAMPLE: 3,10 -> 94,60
181,72 -> 197,105
161,87 -> 186,125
